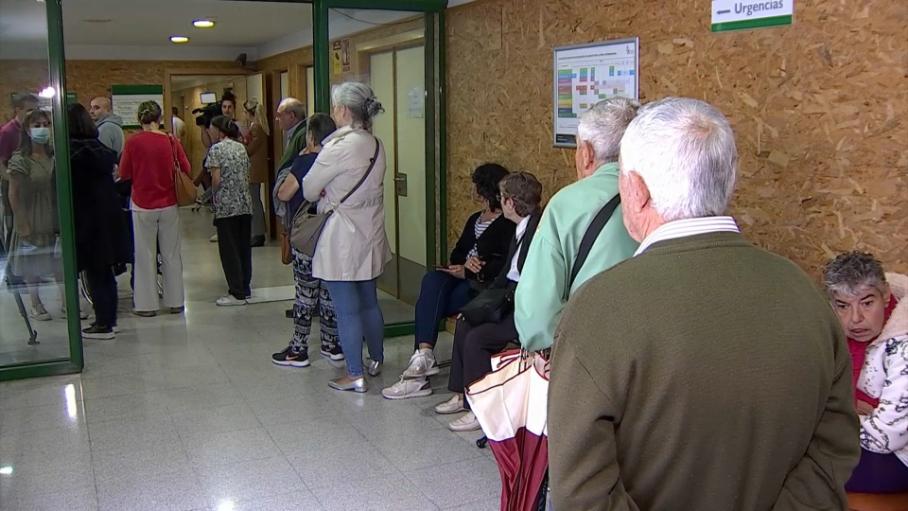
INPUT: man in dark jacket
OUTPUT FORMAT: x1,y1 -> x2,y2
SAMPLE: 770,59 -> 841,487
549,97 -> 860,510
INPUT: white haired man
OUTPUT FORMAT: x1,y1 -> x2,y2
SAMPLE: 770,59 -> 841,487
548,97 -> 859,510
515,97 -> 639,352
275,97 -> 307,173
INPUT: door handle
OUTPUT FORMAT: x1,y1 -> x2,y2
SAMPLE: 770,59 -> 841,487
395,173 -> 408,197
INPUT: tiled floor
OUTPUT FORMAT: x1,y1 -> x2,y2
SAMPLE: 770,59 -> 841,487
0,210 -> 500,511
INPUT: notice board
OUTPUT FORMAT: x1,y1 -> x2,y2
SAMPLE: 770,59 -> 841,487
553,37 -> 639,147
111,84 -> 164,128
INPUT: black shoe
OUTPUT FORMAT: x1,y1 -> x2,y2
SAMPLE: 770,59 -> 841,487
271,347 -> 310,367
285,308 -> 294,319
82,324 -> 115,340
250,235 -> 266,247
320,344 -> 345,361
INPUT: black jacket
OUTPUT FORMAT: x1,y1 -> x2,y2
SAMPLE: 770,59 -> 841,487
492,209 -> 542,289
70,138 -> 130,271
449,210 -> 516,285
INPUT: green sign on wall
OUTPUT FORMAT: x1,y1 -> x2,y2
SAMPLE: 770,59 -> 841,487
711,0 -> 793,32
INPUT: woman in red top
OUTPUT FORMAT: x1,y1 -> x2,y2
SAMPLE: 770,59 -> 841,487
118,101 -> 191,316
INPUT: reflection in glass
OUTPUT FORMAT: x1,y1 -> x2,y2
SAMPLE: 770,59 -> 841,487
0,0 -> 73,368
328,9 -> 429,325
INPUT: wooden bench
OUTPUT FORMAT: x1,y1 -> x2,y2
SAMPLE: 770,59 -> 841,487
848,492 -> 908,511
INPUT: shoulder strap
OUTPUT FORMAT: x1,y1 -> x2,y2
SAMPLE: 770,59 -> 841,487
338,136 -> 380,205
569,194 -> 621,290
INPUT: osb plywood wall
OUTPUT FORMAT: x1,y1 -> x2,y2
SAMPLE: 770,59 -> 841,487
446,0 -> 907,276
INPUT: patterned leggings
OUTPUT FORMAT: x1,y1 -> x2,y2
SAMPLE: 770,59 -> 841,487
290,249 -> 340,354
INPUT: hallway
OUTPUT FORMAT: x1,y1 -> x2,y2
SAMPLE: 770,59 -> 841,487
0,209 -> 499,511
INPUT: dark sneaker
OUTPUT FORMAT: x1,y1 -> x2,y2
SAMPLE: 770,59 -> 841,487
320,344 -> 345,361
82,324 -> 115,340
271,347 -> 310,367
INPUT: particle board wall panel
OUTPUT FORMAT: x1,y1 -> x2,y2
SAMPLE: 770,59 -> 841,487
446,0 -> 907,275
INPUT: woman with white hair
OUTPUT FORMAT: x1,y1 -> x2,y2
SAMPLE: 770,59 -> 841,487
302,82 -> 390,392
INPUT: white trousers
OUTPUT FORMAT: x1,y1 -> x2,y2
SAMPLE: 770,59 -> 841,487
132,206 -> 184,311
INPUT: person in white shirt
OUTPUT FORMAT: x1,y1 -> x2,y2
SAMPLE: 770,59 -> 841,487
171,107 -> 186,145
435,172 -> 543,432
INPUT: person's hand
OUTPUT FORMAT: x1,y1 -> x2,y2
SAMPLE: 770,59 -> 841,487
464,256 -> 485,274
440,265 -> 466,279
856,399 -> 875,416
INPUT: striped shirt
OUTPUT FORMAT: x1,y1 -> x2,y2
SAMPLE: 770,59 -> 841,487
634,216 -> 740,256
467,216 -> 497,259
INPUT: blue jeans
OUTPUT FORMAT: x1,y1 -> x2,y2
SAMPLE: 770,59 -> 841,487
845,448 -> 908,493
414,271 -> 473,348
323,279 -> 384,377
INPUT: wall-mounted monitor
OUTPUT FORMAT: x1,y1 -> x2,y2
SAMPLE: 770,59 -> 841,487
553,37 -> 639,147
200,92 -> 217,104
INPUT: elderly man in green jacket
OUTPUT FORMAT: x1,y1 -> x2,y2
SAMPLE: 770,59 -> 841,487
275,97 -> 307,172
549,97 -> 859,510
515,97 -> 639,352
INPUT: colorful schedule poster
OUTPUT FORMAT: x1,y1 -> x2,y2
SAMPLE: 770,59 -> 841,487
553,37 -> 639,147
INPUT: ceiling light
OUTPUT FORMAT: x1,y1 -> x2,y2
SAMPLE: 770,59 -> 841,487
38,87 -> 56,98
0,466 -> 12,476
170,35 -> 190,44
193,19 -> 215,29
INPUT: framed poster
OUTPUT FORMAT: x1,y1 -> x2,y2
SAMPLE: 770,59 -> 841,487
553,37 -> 639,147
111,84 -> 164,128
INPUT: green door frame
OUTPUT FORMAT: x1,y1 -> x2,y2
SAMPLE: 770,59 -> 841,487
313,0 -> 448,337
0,0 -> 84,381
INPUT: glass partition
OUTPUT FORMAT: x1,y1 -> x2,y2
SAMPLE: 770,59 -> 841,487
0,0 -> 83,379
325,6 -> 443,328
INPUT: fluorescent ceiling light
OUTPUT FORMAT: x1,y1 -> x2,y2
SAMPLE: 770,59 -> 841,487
170,35 -> 190,44
193,19 -> 215,29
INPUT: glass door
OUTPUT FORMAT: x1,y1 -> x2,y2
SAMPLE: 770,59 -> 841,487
0,0 -> 84,379
321,4 -> 444,329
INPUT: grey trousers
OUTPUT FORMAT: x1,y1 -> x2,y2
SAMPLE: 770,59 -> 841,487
132,206 -> 184,311
249,183 -> 266,239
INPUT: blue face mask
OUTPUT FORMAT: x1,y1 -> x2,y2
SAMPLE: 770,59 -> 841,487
30,127 -> 50,145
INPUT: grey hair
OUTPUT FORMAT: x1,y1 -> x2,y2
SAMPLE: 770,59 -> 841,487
619,97 -> 737,221
278,98 -> 306,120
331,81 -> 384,129
823,251 -> 888,298
576,97 -> 639,163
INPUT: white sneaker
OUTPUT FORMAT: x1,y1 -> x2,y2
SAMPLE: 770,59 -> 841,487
434,394 -> 465,415
209,233 -> 218,243
216,295 -> 247,306
448,411 -> 481,432
382,377 -> 432,400
402,349 -> 439,379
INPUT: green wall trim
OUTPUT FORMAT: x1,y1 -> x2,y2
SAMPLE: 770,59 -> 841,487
326,0 -> 447,12
0,360 -> 82,382
110,84 -> 164,95
437,10 -> 448,263
313,0 -> 330,114
384,322 -> 415,338
711,15 -> 792,32
48,0 -> 84,373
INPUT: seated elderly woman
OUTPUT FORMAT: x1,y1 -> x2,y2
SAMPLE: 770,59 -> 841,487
439,172 -> 543,431
382,163 -> 515,400
824,251 -> 908,494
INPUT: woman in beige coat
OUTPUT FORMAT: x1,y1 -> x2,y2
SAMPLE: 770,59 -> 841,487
303,82 -> 390,393
243,99 -> 270,246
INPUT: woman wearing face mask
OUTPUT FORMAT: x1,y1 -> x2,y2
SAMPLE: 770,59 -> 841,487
206,115 -> 253,306
6,109 -> 59,320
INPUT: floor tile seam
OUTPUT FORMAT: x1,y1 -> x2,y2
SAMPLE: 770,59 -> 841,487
307,471 -> 433,509
388,451 -> 489,474
258,414 -> 317,497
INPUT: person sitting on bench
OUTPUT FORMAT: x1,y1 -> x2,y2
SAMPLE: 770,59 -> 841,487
438,172 -> 543,432
824,252 -> 908,495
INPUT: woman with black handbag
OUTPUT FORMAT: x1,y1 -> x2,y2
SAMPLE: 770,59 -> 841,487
441,172 -> 543,431
301,82 -> 390,393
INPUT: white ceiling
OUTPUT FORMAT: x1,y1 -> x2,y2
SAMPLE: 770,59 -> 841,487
0,0 -> 475,61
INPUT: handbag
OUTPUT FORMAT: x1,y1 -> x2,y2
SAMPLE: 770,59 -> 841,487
460,286 -> 514,326
169,135 -> 197,207
289,136 -> 380,258
279,225 -> 292,265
